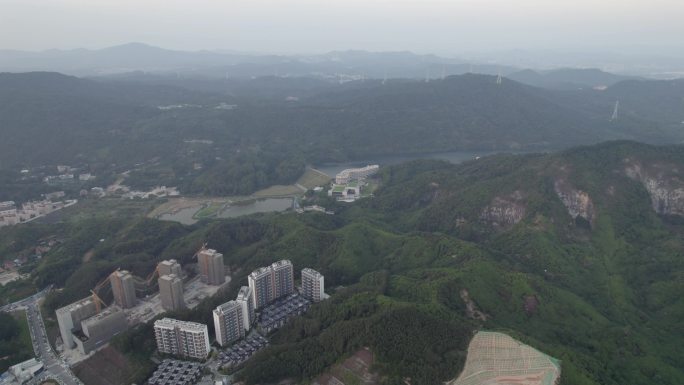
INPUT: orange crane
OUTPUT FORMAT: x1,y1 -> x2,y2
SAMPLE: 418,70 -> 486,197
90,271 -> 116,313
133,265 -> 161,292
90,290 -> 107,313
193,242 -> 208,260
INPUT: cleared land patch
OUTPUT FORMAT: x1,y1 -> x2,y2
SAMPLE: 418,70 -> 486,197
312,348 -> 380,385
449,331 -> 560,385
73,346 -> 146,385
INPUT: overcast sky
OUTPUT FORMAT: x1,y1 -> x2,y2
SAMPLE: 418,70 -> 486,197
2,0 -> 683,55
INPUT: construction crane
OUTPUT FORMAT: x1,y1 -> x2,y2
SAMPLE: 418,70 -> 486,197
90,290 -> 107,313
133,265 -> 161,292
90,268 -> 119,312
193,242 -> 208,260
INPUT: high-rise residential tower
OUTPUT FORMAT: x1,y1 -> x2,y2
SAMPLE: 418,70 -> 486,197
154,318 -> 210,359
248,260 -> 295,309
197,249 -> 225,285
272,260 -> 295,299
235,286 -> 255,331
248,266 -> 273,309
159,274 -> 185,311
213,301 -> 245,347
110,270 -> 136,309
158,259 -> 182,277
301,268 -> 325,302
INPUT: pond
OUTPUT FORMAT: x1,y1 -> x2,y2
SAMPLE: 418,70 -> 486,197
159,197 -> 294,224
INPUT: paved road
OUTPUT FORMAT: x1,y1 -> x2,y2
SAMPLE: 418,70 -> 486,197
2,288 -> 82,385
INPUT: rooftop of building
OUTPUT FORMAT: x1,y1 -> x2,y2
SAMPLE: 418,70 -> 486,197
249,266 -> 272,277
56,297 -> 95,315
199,248 -> 221,256
82,305 -> 123,324
302,268 -> 323,277
159,273 -> 182,282
155,318 -> 207,332
159,259 -> 180,266
271,259 -> 292,268
214,300 -> 240,314
237,286 -> 251,299
112,269 -> 132,278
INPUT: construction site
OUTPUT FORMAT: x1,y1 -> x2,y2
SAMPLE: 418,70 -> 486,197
57,245 -> 231,365
449,331 -> 561,385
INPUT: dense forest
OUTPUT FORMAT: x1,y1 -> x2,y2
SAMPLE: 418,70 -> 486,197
2,72 -> 683,199
3,141 -> 683,384
0,313 -> 32,373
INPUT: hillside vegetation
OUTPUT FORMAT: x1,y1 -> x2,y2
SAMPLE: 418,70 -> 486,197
6,141 -> 680,384
2,72 -> 684,200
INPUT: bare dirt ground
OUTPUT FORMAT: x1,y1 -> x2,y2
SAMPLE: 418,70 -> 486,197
73,346 -> 133,385
312,348 -> 380,385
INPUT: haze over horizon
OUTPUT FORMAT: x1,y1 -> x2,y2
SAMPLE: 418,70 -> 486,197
2,0 -> 684,57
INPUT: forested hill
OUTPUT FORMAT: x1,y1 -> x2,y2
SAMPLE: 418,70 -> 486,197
2,72 -> 683,196
507,68 -> 634,90
12,141 -> 684,385
233,141 -> 684,385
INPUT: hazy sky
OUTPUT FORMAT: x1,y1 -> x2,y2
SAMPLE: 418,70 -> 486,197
2,0 -> 683,54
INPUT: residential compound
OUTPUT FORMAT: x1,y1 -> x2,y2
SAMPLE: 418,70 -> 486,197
110,270 -> 137,309
147,359 -> 203,385
0,198 -> 75,228
248,260 -> 294,309
301,268 -> 325,302
154,318 -> 211,360
197,248 -> 226,285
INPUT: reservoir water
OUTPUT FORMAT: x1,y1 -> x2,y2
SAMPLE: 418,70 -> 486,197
159,197 -> 294,224
314,150 -> 509,177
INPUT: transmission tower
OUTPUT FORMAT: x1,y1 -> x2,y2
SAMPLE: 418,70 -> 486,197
610,101 -> 619,121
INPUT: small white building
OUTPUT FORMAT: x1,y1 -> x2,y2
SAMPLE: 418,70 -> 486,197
7,358 -> 44,383
335,165 -> 379,184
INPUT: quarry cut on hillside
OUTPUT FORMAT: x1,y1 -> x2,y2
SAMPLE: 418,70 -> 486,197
449,331 -> 561,385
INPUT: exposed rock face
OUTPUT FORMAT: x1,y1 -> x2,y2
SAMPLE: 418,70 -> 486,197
554,179 -> 595,223
625,160 -> 684,216
523,295 -> 540,316
480,191 -> 526,227
460,289 -> 489,321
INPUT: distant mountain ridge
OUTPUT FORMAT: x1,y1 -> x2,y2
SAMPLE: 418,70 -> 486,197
507,68 -> 636,90
0,43 -> 512,79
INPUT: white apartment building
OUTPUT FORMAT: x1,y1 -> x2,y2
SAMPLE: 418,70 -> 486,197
154,318 -> 210,360
301,268 -> 325,302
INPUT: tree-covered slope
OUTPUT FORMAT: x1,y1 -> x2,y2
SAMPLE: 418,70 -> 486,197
235,141 -> 684,385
